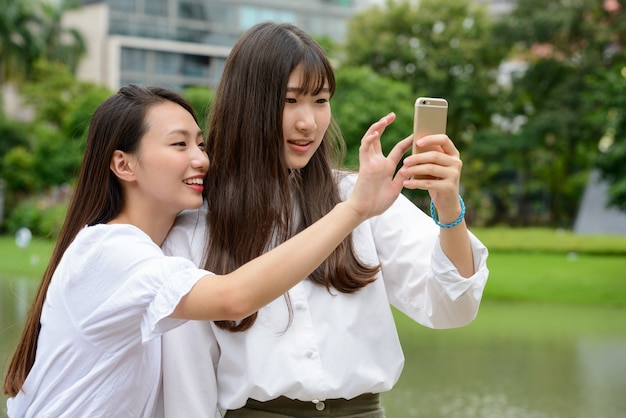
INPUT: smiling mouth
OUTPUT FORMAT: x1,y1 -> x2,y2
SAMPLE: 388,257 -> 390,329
288,139 -> 312,146
183,178 -> 204,185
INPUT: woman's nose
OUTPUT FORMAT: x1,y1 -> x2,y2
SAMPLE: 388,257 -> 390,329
295,107 -> 316,132
191,148 -> 210,172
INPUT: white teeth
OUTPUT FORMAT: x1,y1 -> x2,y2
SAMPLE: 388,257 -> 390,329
184,178 -> 203,185
290,140 -> 310,146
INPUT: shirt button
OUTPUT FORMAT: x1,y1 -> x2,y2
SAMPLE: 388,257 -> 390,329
312,400 -> 325,411
305,350 -> 315,358
295,302 -> 305,310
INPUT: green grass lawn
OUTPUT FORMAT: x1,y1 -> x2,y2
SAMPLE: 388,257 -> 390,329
1,228 -> 625,306
471,227 -> 626,254
472,227 -> 626,307
483,252 -> 626,306
0,236 -> 53,278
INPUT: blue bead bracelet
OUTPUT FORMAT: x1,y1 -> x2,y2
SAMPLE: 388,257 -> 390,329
430,195 -> 465,229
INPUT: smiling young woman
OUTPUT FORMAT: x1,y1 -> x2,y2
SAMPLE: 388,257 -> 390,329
2,84 -> 412,418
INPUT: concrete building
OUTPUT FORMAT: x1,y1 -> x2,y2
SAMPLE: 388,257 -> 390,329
62,0 -> 357,91
62,0 -> 515,91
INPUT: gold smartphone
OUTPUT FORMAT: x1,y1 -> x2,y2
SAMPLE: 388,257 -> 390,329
412,97 -> 448,154
411,97 -> 448,179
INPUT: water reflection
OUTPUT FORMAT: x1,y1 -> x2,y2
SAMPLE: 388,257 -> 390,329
383,303 -> 626,418
1,276 -> 625,418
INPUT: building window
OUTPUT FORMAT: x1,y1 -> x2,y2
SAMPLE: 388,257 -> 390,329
177,27 -> 210,43
121,47 -> 147,72
182,54 -> 210,77
110,0 -> 136,13
145,0 -> 168,16
239,6 -> 297,30
155,51 -> 181,75
178,1 -> 207,20
206,4 -> 235,24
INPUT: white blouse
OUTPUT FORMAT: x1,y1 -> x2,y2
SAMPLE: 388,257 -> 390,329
8,224 -> 208,418
160,173 -> 489,416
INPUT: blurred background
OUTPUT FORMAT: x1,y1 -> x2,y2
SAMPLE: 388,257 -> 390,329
1,0 -> 625,417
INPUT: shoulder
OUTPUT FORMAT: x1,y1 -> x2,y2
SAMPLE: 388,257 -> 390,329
162,205 -> 207,261
68,224 -> 162,268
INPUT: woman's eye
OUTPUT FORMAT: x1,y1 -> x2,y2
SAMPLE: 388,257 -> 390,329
285,98 -> 297,104
316,98 -> 329,104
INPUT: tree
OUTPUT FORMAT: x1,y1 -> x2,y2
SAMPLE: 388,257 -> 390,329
0,0 -> 86,87
585,1 -> 626,211
332,66 -> 414,168
37,0 -> 86,74
344,0 -> 505,149
342,0 -> 507,223
489,0 -> 626,225
1,60 -> 110,193
0,0 -> 41,85
183,86 -> 216,133
20,60 -> 105,129
0,115 -> 31,227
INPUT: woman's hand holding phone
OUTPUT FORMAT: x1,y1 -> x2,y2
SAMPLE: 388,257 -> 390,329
405,97 -> 463,216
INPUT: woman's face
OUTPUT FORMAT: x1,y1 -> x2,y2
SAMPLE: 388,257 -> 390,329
129,101 -> 209,216
282,65 -> 331,170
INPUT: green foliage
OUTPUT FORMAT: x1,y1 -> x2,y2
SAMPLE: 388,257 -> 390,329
0,60 -> 110,230
0,0 -> 86,85
21,60 -> 98,128
341,0 -> 512,221
588,60 -> 626,211
344,0 -> 505,148
332,66 -> 414,168
37,0 -> 86,74
31,124 -> 82,187
5,193 -> 69,238
63,85 -> 112,140
314,35 -> 343,63
2,146 -> 37,194
478,0 -> 626,226
183,86 -> 215,132
37,202 -> 68,238
0,0 -> 41,83
0,116 -> 30,171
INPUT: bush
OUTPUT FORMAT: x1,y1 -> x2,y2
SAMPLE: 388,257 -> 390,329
5,187 -> 70,238
5,198 -> 42,235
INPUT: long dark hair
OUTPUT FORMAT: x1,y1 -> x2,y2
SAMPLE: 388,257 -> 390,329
204,22 -> 380,332
2,85 -> 197,397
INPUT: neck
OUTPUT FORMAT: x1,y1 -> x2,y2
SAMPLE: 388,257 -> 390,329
109,208 -> 176,246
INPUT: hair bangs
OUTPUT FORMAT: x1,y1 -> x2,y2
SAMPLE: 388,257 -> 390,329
298,51 -> 335,97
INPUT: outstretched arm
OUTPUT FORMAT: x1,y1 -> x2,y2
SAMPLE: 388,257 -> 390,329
171,113 -> 412,320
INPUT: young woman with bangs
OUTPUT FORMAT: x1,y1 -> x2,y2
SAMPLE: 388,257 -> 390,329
160,22 -> 489,418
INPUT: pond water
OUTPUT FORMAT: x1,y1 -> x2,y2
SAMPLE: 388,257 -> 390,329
1,276 -> 625,418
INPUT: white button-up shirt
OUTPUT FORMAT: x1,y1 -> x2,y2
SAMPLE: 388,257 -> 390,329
160,173 -> 489,417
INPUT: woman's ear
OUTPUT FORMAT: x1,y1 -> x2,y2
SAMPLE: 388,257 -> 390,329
110,150 -> 136,182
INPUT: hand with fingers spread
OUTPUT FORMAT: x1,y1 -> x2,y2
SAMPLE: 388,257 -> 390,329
347,113 -> 412,220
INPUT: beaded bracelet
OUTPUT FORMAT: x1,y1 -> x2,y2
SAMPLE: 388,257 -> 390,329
430,195 -> 465,229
